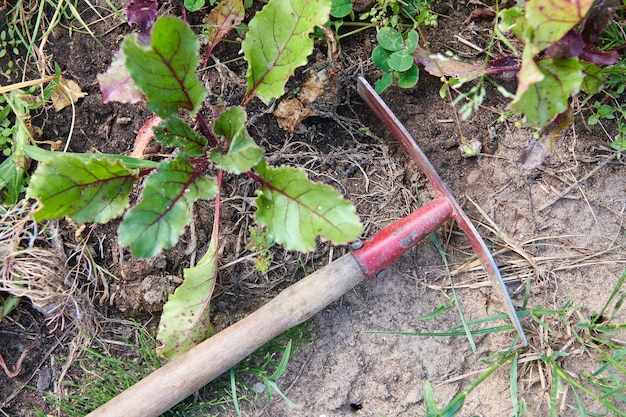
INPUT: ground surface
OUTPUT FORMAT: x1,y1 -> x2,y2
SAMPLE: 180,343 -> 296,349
1,1 -> 626,416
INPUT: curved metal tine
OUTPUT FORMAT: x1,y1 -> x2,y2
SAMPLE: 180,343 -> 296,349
356,76 -> 528,346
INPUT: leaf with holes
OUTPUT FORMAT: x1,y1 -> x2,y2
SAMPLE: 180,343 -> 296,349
157,225 -> 218,359
253,159 -> 362,252
242,0 -> 331,104
153,116 -> 208,157
27,155 -> 138,223
511,58 -> 584,128
210,106 -> 263,174
123,16 -> 207,118
118,156 -> 217,258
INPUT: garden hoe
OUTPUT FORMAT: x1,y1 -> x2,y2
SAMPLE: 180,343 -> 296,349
87,77 -> 527,417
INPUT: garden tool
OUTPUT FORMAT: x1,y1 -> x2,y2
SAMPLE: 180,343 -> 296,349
86,77 -> 527,417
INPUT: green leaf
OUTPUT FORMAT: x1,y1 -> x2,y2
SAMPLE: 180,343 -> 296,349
580,62 -> 605,94
153,116 -> 208,157
525,0 -> 593,51
377,26 -> 404,51
424,381 -> 442,416
511,58 -> 584,128
209,106 -> 264,174
24,145 -> 160,169
184,0 -> 205,11
417,298 -> 454,321
397,64 -> 419,89
27,155 -> 138,223
242,0 -> 331,104
118,156 -> 217,258
505,0 -> 593,102
372,46 -> 392,71
254,159 -> 362,252
330,0 -> 352,18
123,17 -> 207,118
388,50 -> 414,72
157,225 -> 218,359
404,29 -> 419,53
374,71 -> 393,94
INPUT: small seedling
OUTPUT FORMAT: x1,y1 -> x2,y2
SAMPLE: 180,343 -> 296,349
371,27 -> 419,93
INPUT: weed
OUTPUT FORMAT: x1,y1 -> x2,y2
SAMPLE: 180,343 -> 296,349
36,320 -> 316,416
371,269 -> 626,416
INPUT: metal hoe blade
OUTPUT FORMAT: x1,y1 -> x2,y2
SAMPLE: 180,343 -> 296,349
355,77 -> 528,346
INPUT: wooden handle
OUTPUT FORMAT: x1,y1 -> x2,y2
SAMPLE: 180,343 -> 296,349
86,253 -> 367,417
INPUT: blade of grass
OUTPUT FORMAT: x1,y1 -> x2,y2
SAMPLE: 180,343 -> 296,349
430,232 -> 477,353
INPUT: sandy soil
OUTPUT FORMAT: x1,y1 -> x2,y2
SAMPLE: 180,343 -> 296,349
1,1 -> 625,416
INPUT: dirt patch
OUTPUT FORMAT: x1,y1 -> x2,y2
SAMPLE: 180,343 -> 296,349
2,0 -> 626,416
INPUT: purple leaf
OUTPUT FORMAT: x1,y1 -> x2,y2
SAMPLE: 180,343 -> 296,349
127,0 -> 158,32
414,46 -> 520,81
581,0 -> 620,44
580,44 -> 621,65
544,30 -> 585,59
97,49 -> 146,104
519,108 -> 573,169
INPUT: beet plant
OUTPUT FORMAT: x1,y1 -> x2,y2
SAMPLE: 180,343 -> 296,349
25,0 -> 362,359
414,0 -> 624,167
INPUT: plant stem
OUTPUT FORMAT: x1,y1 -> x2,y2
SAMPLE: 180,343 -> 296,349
196,113 -> 220,148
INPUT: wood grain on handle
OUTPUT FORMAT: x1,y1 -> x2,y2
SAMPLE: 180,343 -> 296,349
86,253 -> 367,417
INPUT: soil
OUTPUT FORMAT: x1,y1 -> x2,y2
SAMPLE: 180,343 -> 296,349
2,1 -> 626,417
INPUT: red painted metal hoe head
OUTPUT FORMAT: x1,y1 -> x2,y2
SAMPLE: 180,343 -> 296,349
353,77 -> 528,346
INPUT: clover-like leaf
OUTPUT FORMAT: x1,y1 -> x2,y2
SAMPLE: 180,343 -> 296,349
372,46 -> 392,72
388,50 -> 414,72
330,0 -> 352,18
377,26 -> 404,51
27,155 -> 138,223
242,0 -> 331,104
153,116 -> 208,157
210,106 -> 263,174
157,226 -> 217,359
254,159 -> 362,252
118,156 -> 217,258
123,16 -> 207,118
397,64 -> 419,89
512,58 -> 584,127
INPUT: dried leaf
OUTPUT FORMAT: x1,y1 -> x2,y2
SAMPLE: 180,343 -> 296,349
51,77 -> 86,111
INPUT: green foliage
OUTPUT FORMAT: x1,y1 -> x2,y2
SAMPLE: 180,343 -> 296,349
371,27 -> 419,93
241,0 -> 332,105
157,222 -> 219,359
253,159 -> 362,252
375,269 -> 626,416
123,17 -> 207,118
0,90 -> 37,204
0,27 -> 20,76
117,156 -> 218,258
37,320 -> 316,415
28,155 -> 138,223
28,0 -> 362,358
247,225 -> 276,274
